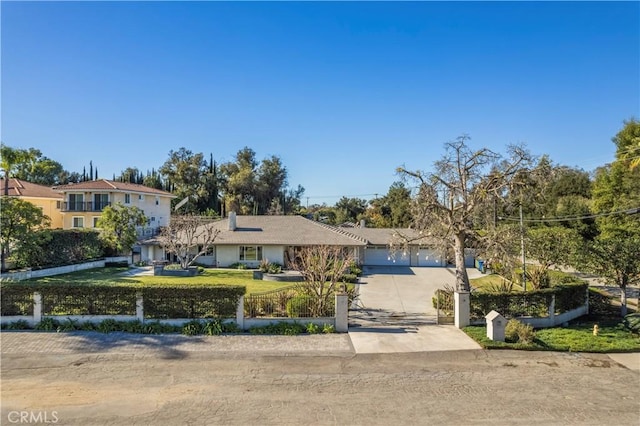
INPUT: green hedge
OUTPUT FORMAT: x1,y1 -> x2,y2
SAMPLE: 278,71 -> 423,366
0,282 -> 246,319
470,283 -> 588,320
13,229 -> 105,269
142,285 -> 245,319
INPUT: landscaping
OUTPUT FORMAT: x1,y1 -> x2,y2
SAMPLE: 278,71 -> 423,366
20,266 -> 289,294
464,319 -> 640,353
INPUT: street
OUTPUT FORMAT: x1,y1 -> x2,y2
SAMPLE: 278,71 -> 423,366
2,347 -> 639,425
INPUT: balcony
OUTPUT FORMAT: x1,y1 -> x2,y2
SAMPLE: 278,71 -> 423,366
61,201 -> 111,212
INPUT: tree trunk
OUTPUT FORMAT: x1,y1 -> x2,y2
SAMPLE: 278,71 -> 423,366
453,232 -> 470,291
620,285 -> 628,317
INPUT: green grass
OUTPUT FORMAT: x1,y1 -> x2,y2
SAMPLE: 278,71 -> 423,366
469,274 -> 523,291
464,321 -> 640,353
23,267 -> 289,294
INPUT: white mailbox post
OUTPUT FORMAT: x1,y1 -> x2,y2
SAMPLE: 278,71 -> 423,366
486,310 -> 506,342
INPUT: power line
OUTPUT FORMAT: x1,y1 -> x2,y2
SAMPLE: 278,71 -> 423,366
499,207 -> 640,223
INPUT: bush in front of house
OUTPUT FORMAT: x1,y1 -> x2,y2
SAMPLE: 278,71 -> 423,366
505,319 -> 535,344
13,229 -> 106,270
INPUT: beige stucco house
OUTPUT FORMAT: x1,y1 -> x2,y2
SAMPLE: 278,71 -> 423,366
52,180 -> 175,234
140,213 -> 450,268
0,178 -> 64,228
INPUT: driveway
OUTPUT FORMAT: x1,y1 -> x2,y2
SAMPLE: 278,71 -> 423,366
348,266 -> 482,353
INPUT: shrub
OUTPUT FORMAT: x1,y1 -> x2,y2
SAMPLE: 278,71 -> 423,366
142,284 -> 245,319
623,313 -> 640,334
182,320 -> 202,336
14,229 -> 105,269
505,319 -> 535,344
322,323 -> 335,334
229,262 -> 248,270
485,279 -> 515,293
268,263 -> 283,274
286,295 -> 313,318
1,320 -> 31,330
249,321 -> 305,335
588,288 -> 617,317
526,266 -> 551,290
35,318 -> 60,331
306,322 -> 320,334
259,259 -> 270,273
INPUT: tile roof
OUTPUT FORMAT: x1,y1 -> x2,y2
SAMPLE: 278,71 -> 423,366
52,179 -> 175,197
0,178 -> 63,199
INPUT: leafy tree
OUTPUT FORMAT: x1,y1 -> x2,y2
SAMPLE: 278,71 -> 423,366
398,135 -> 531,291
12,148 -> 67,186
290,245 -> 354,317
526,226 -> 578,270
334,197 -> 367,224
158,215 -> 220,269
97,203 -> 148,255
592,120 -> 640,235
575,231 -> 640,316
159,148 -> 209,213
1,144 -> 37,195
0,197 -> 50,271
365,182 -> 413,228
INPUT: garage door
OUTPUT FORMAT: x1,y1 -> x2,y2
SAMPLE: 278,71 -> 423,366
364,246 -> 410,266
414,249 -> 444,267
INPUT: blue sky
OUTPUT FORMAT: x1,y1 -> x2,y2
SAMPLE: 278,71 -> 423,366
2,1 -> 639,205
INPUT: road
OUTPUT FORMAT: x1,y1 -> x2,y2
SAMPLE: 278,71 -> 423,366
2,349 -> 639,425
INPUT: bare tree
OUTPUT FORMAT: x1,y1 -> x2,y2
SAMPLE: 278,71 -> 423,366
289,245 -> 354,316
158,215 -> 220,269
397,135 -> 531,291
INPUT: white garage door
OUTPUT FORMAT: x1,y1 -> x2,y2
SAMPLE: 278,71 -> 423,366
364,246 -> 410,266
415,249 -> 444,267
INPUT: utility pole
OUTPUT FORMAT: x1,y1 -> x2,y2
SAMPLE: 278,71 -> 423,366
520,202 -> 527,291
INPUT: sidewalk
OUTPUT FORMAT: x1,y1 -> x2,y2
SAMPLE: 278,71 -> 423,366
0,331 -> 355,358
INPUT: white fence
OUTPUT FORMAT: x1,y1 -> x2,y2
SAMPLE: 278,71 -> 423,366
0,293 -> 349,332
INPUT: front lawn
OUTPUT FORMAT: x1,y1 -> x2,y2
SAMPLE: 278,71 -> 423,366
24,267 -> 289,294
464,321 -> 640,353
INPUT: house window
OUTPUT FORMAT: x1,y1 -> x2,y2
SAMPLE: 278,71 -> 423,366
150,217 -> 156,222
68,194 -> 83,211
56,201 -> 61,209
94,193 -> 109,211
93,217 -> 100,228
155,196 -> 159,205
239,246 -> 263,261
125,194 -> 131,204
139,194 -> 145,201
72,217 -> 84,228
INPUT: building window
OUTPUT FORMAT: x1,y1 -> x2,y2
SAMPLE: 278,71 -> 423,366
155,196 -> 159,205
150,217 -> 156,222
56,201 -> 61,209
72,217 -> 84,228
68,194 -> 83,211
94,193 -> 109,211
239,246 -> 263,261
124,193 -> 131,204
138,194 -> 145,201
93,217 -> 100,228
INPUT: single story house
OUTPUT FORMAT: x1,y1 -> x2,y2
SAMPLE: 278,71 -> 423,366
139,213 -> 457,268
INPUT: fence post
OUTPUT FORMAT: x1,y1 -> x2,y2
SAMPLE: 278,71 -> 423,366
136,292 -> 144,323
236,296 -> 245,331
335,293 -> 349,333
454,291 -> 470,329
33,292 -> 42,324
549,295 -> 556,327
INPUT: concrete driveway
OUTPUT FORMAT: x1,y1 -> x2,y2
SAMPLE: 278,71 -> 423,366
348,266 -> 482,353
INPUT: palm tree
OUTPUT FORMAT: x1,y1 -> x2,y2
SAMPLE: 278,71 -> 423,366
0,144 -> 30,195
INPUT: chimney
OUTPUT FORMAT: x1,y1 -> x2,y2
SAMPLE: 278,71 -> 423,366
228,211 -> 237,231
360,219 -> 366,228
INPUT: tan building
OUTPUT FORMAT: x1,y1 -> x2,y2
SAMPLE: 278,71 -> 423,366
52,180 -> 175,233
0,178 -> 64,228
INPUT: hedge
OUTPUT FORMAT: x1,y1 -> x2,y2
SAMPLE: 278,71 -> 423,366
470,283 -> 588,320
0,282 -> 246,319
13,229 -> 105,269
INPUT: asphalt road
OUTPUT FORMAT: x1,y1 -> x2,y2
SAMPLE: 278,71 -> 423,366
2,349 -> 639,426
